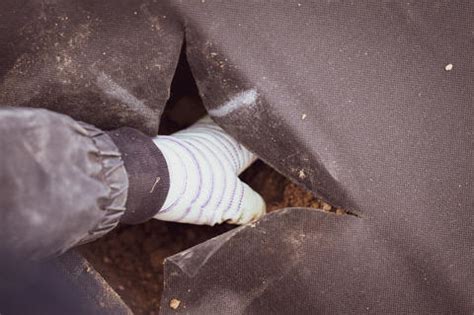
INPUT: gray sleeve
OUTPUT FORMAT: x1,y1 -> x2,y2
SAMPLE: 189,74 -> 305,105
0,107 -> 128,259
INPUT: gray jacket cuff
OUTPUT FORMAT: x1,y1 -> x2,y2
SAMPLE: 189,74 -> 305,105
76,122 -> 129,245
107,128 -> 170,225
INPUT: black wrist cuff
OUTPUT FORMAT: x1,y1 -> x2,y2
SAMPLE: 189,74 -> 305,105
107,128 -> 170,224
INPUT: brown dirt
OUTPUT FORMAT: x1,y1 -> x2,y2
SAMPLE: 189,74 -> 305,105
80,161 -> 337,315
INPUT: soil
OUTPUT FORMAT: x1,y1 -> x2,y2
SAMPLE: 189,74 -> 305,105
80,161 -> 337,315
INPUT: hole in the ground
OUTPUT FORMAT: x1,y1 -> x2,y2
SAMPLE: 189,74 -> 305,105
80,47 -> 341,314
158,45 -> 206,135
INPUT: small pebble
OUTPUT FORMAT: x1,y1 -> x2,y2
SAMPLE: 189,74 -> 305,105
301,113 -> 307,120
445,63 -> 453,71
321,202 -> 332,211
170,298 -> 181,310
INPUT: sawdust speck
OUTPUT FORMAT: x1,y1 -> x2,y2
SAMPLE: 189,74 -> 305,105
298,169 -> 306,179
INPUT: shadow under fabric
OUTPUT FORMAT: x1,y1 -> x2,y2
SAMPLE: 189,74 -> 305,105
0,1 -> 473,313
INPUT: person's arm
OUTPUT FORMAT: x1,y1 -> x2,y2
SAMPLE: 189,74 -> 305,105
0,107 -> 265,260
109,115 -> 265,226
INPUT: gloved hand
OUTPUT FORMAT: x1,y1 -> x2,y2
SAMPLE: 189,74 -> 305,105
153,116 -> 266,225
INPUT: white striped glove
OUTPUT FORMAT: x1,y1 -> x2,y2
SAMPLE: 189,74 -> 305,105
152,116 -> 266,225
